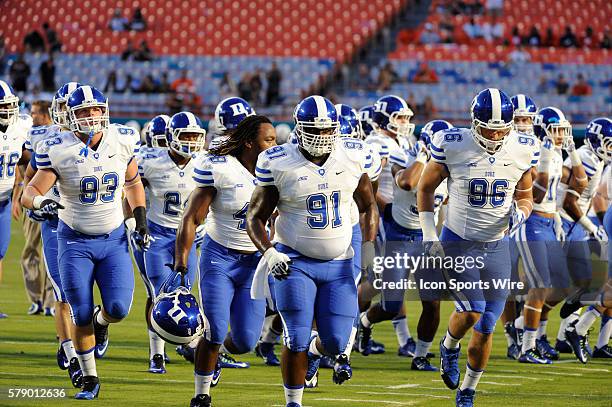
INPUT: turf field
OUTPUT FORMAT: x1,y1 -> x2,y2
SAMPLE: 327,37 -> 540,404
1,219 -> 611,407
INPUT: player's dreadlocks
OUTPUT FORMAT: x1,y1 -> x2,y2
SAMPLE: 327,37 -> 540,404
208,115 -> 272,157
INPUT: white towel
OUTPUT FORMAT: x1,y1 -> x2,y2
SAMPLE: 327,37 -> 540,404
251,255 -> 271,300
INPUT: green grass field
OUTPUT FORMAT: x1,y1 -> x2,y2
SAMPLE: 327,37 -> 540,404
1,219 -> 611,407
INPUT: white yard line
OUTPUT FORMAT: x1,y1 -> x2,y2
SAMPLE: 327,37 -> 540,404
386,384 -> 421,389
315,398 -> 415,406
486,374 -> 553,381
356,391 -> 451,399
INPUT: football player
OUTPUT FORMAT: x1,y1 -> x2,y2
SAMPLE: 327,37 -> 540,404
560,117 -> 611,363
18,82 -> 84,388
174,115 -> 276,407
134,111 -> 205,374
22,85 -> 150,399
362,95 -> 416,356
418,88 -> 538,406
247,96 -> 378,407
514,107 -> 587,364
0,80 -> 32,315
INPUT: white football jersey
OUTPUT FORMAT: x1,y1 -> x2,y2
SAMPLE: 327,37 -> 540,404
365,132 -> 411,202
430,128 -> 539,241
533,140 -> 563,214
195,154 -> 258,252
560,145 -> 604,221
0,114 -> 31,201
256,140 -> 369,260
27,124 -> 61,200
35,125 -> 139,235
139,150 -> 196,229
389,148 -> 448,229
604,164 -> 611,204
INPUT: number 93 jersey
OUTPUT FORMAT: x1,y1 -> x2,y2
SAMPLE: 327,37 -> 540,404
34,125 -> 140,235
0,114 -> 32,201
138,149 -> 197,229
193,154 -> 257,251
256,139 -> 370,260
430,128 -> 539,242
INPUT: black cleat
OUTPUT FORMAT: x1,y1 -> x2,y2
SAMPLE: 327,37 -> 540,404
68,357 -> 83,388
92,306 -> 109,358
74,376 -> 100,400
190,394 -> 212,407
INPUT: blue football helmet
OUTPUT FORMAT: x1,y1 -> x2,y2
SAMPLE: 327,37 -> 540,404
293,95 -> 339,156
51,82 -> 82,126
335,103 -> 361,138
151,286 -> 204,345
511,94 -> 537,135
0,80 -> 20,126
358,105 -> 376,139
145,114 -> 170,148
67,85 -> 109,134
214,97 -> 255,131
373,95 -> 415,140
166,112 -> 206,158
420,120 -> 453,151
470,88 -> 514,154
584,117 -> 612,162
533,107 -> 572,148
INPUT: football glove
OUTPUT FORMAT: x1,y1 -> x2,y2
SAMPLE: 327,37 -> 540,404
263,247 -> 291,280
32,196 -> 64,214
553,212 -> 566,242
509,201 -> 527,236
159,264 -> 190,293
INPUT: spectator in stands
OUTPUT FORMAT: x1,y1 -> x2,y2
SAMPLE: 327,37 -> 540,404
9,54 -> 31,92
219,72 -> 236,98
507,44 -> 530,64
555,74 -> 569,95
104,70 -> 118,93
250,69 -> 263,104
412,62 -> 439,84
39,55 -> 55,92
172,69 -> 195,95
356,64 -> 375,90
138,74 -> 157,93
166,91 -> 183,115
378,62 -> 399,90
486,0 -> 503,17
571,74 -> 592,96
536,75 -> 549,94
0,35 -> 6,75
420,23 -> 441,44
266,62 -> 282,106
238,73 -> 253,102
23,29 -> 45,53
121,40 -> 136,61
559,26 -> 578,48
406,93 -> 417,111
463,17 -> 483,40
130,8 -> 147,31
602,31 -> 611,49
582,26 -> 595,48
418,96 -> 437,121
526,26 -> 541,47
109,8 -> 128,31
43,22 -> 62,53
509,26 -> 521,46
482,16 -> 504,43
542,28 -> 555,47
134,40 -> 153,62
159,72 -> 171,93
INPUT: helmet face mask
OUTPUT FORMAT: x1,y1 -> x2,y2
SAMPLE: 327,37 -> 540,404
69,104 -> 109,135
150,287 -> 204,345
511,94 -> 538,135
146,115 -> 170,148
295,118 -> 339,157
0,98 -> 19,126
533,107 -> 573,149
50,99 -> 68,126
387,111 -> 415,139
472,120 -> 512,154
513,114 -> 535,135
169,129 -> 206,158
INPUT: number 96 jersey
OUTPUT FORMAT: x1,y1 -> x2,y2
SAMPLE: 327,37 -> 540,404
430,128 -> 539,242
34,126 -> 139,235
255,139 -> 370,260
138,149 -> 197,229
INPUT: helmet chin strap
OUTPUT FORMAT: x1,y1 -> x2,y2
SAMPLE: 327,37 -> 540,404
79,130 -> 94,157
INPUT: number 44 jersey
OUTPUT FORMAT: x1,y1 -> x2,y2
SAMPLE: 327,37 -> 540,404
256,139 -> 372,260
430,128 -> 539,242
35,125 -> 139,235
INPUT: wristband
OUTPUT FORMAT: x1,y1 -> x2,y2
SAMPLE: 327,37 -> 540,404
32,195 -> 45,209
418,211 -> 438,241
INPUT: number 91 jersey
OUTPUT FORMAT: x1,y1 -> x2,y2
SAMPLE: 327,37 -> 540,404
138,149 -> 197,230
430,128 -> 539,242
34,125 -> 139,235
0,114 -> 32,201
256,139 -> 369,260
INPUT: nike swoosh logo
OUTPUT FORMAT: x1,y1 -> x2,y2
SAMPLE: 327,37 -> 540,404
108,154 -> 116,158
67,241 -> 77,245
211,261 -> 220,264
503,163 -> 511,166
336,171 -> 345,175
